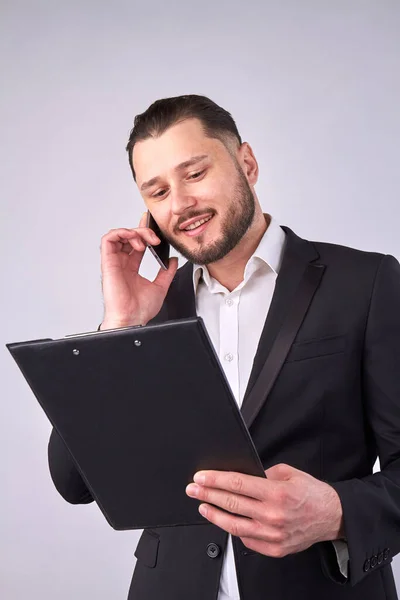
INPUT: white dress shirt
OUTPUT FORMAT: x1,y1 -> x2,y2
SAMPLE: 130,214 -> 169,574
192,214 -> 349,600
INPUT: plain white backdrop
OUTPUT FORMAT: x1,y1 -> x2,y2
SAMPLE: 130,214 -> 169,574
1,1 -> 399,597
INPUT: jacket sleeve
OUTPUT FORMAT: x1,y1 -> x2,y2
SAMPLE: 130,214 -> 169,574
321,254 -> 400,586
48,427 -> 94,504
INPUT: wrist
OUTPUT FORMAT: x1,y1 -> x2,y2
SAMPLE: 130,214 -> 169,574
320,484 -> 346,542
100,316 -> 145,330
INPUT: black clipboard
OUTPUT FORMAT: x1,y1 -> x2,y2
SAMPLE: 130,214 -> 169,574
6,317 -> 266,530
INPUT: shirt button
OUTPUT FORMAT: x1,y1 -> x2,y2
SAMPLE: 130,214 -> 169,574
225,298 -> 234,306
224,353 -> 234,362
207,543 -> 221,558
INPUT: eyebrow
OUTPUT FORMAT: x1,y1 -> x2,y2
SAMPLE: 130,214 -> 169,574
140,154 -> 209,192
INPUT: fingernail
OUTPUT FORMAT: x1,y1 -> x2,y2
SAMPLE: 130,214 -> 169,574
186,484 -> 199,497
193,473 -> 206,485
199,504 -> 208,517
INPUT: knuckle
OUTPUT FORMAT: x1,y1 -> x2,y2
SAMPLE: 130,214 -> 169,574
270,511 -> 286,529
276,463 -> 290,475
230,475 -> 243,493
270,530 -> 286,545
229,522 -> 241,537
102,229 -> 117,240
276,545 -> 287,558
201,488 -> 209,502
274,487 -> 287,505
225,495 -> 239,514
206,474 -> 215,487
269,545 -> 283,558
241,537 -> 257,551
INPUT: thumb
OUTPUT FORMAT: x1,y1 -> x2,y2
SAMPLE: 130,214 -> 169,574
153,256 -> 179,291
264,463 -> 297,481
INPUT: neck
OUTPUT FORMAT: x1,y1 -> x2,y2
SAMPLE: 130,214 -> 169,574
206,209 -> 270,292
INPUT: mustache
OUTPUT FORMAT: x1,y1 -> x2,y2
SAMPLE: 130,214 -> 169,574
174,208 -> 216,232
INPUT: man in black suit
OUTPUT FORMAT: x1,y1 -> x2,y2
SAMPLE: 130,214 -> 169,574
48,95 -> 400,599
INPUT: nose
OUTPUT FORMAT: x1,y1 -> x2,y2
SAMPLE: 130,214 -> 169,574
169,185 -> 197,217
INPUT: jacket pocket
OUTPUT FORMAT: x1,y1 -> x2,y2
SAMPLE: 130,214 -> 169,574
285,334 -> 347,363
134,529 -> 160,568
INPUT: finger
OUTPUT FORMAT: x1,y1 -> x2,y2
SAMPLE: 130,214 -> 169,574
264,463 -> 297,481
125,232 -> 160,257
125,236 -> 146,255
239,536 -> 273,555
102,227 -> 157,245
239,536 -> 264,553
153,257 -> 178,289
198,504 -> 258,539
193,470 -> 270,501
101,229 -> 137,255
186,484 -> 261,520
131,227 -> 161,247
102,227 -> 141,242
103,231 -> 146,267
102,228 -> 158,254
127,248 -> 146,274
139,211 -> 148,228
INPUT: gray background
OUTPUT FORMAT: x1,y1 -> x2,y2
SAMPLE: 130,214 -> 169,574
1,1 -> 399,597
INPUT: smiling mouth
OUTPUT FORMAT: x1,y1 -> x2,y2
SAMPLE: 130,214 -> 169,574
183,215 -> 213,231
181,214 -> 214,237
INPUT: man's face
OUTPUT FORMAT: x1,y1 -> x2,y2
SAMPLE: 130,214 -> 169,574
132,118 -> 256,265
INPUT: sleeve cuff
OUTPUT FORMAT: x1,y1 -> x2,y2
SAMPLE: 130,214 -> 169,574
331,539 -> 349,578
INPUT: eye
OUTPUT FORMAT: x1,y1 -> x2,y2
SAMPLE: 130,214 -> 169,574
188,170 -> 205,180
153,188 -> 167,198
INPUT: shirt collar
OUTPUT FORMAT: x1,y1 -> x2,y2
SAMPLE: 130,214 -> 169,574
192,213 -> 286,294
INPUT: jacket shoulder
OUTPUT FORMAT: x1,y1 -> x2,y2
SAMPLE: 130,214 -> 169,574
309,237 -> 387,271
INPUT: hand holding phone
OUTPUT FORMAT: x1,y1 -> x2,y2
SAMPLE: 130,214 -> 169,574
99,212 -> 177,330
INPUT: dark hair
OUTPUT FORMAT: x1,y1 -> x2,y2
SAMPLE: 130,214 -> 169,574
125,94 -> 242,181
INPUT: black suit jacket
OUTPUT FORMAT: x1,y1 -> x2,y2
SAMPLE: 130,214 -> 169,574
48,223 -> 400,600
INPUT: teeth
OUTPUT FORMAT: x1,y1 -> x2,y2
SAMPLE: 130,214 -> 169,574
185,216 -> 212,231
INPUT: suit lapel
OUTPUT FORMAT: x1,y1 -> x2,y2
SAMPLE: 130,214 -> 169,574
241,227 -> 325,427
242,225 -> 320,407
167,224 -> 323,428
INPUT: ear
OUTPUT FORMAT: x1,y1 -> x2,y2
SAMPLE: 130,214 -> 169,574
238,142 -> 259,185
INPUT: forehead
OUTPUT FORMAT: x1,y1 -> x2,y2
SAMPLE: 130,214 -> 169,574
132,118 -> 223,185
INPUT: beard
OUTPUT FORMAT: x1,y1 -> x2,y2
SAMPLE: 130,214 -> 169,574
162,164 -> 256,266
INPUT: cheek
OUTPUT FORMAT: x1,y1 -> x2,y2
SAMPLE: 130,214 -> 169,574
147,204 -> 170,232
194,178 -> 228,207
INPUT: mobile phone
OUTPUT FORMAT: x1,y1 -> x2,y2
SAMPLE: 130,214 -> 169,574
146,211 -> 170,270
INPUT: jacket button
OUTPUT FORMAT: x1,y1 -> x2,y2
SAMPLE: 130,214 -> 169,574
383,548 -> 390,561
370,555 -> 378,568
207,542 -> 221,559
377,552 -> 383,564
363,558 -> 371,572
